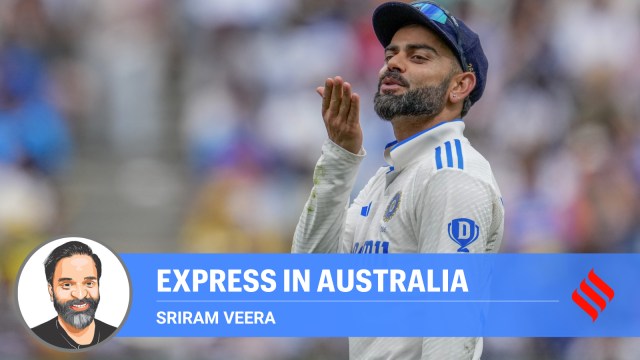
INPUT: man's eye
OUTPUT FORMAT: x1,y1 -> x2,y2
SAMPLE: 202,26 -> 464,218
412,55 -> 427,61
62,283 -> 70,288
384,55 -> 393,62
86,281 -> 95,287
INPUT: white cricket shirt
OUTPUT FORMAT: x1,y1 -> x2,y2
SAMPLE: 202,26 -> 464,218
293,119 -> 504,360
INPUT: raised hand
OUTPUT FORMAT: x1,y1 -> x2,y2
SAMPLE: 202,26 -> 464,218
316,76 -> 362,155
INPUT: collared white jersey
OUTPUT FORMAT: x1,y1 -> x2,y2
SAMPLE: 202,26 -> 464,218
293,120 -> 504,360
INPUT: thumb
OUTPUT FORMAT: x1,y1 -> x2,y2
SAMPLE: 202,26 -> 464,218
316,86 -> 324,97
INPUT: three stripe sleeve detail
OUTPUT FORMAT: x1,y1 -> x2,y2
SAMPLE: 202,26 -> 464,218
435,139 -> 464,170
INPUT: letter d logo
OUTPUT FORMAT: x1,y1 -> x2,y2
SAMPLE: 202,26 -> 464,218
448,218 -> 480,252
458,221 -> 471,240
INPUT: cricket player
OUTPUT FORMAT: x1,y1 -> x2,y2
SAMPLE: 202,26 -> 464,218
292,1 -> 504,359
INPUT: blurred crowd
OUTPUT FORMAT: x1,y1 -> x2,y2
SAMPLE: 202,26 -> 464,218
0,0 -> 639,359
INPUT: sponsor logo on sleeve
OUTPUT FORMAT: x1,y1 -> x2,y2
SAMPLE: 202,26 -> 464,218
447,218 -> 479,252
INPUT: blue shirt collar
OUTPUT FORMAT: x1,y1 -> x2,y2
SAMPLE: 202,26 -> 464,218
383,119 -> 465,171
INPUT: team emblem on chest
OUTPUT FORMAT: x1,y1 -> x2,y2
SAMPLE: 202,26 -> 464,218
383,191 -> 402,222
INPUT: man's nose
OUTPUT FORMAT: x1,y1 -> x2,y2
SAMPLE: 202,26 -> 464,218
386,54 -> 405,73
71,285 -> 87,299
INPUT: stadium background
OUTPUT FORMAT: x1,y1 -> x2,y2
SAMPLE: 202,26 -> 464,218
0,0 -> 639,358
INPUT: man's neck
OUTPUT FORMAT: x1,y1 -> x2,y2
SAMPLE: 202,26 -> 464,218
57,316 -> 96,345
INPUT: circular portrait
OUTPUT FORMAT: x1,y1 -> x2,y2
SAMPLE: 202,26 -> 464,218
16,237 -> 131,351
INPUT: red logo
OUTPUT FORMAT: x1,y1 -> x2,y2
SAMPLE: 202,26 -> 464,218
572,269 -> 615,322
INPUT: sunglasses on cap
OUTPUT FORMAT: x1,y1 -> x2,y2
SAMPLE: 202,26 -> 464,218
411,1 -> 470,73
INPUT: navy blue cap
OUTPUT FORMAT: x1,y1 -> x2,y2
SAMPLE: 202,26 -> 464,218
372,1 -> 488,106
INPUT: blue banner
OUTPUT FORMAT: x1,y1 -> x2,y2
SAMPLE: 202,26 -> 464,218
116,254 -> 640,337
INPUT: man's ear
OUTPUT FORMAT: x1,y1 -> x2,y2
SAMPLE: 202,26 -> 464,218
48,284 -> 53,301
448,72 -> 476,105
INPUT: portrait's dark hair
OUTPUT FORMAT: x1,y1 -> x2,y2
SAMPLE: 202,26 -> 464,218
44,241 -> 102,286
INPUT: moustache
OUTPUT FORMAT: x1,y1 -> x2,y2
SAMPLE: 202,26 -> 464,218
54,297 -> 99,315
54,296 -> 100,330
378,71 -> 410,89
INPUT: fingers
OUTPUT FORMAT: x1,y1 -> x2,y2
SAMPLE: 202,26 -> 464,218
321,78 -> 332,114
347,93 -> 360,125
317,76 -> 362,154
329,76 -> 343,116
319,76 -> 358,126
338,82 -> 352,119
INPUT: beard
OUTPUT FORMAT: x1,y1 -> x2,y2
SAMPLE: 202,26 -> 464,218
373,71 -> 451,121
53,294 -> 100,330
